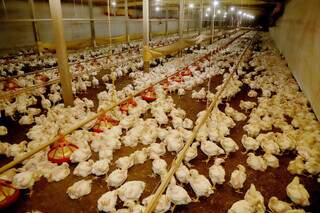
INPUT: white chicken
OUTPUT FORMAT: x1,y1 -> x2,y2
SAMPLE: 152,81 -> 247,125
241,135 -> 260,153
263,153 -> 279,168
115,155 -> 134,170
117,181 -> 146,204
175,164 -> 190,184
132,148 -> 148,165
149,142 -> 166,159
287,156 -> 305,175
106,169 -> 128,188
0,126 -> 8,136
268,196 -> 292,213
239,100 -> 256,112
229,165 -> 247,191
70,148 -> 92,163
220,137 -> 239,156
46,162 -> 70,182
200,140 -> 225,163
92,159 -> 110,176
184,142 -> 200,166
228,200 -> 254,213
97,190 -> 118,212
73,160 -> 94,177
164,130 -> 184,153
12,171 -> 36,189
189,169 -> 213,199
152,156 -> 167,180
166,177 -> 191,206
67,179 -> 92,199
244,184 -> 266,212
246,153 -> 267,172
142,194 -> 171,213
209,158 -> 226,186
286,177 -> 310,206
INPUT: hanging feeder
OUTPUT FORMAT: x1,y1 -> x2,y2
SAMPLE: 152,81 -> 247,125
169,74 -> 184,83
47,136 -> 78,164
160,80 -> 169,91
120,98 -> 137,112
36,74 -> 49,82
92,114 -> 119,133
141,87 -> 157,102
5,80 -> 19,91
0,179 -> 20,209
180,69 -> 192,77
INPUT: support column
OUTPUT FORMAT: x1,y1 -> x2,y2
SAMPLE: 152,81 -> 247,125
165,4 -> 169,36
49,0 -> 74,106
199,0 -> 203,35
88,0 -> 96,48
29,0 -> 41,55
211,7 -> 216,43
124,0 -> 129,43
143,0 -> 149,72
178,0 -> 184,39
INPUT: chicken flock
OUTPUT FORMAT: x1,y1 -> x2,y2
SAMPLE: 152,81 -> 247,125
0,31 -> 319,213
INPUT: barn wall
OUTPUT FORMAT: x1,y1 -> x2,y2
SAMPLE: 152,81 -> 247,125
269,0 -> 320,119
0,0 -> 198,53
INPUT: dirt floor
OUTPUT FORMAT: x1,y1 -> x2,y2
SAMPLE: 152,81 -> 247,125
1,34 -> 320,213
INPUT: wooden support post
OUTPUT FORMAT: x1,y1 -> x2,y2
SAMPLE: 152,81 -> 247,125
211,7 -> 216,43
199,0 -> 203,35
124,0 -> 129,44
29,0 -> 41,55
165,4 -> 169,36
88,0 -> 96,48
49,0 -> 74,106
178,0 -> 184,39
143,0 -> 149,72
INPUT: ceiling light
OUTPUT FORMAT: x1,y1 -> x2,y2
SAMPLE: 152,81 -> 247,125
155,6 -> 160,12
230,6 -> 235,12
111,1 -> 116,7
213,0 -> 219,7
217,9 -> 221,14
206,7 -> 211,12
188,3 -> 194,9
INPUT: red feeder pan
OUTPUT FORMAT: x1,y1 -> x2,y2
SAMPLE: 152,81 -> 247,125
141,87 -> 157,102
0,179 -> 20,209
92,115 -> 120,132
48,136 -> 78,164
160,80 -> 169,91
180,70 -> 192,77
169,75 -> 184,83
120,98 -> 137,112
5,81 -> 19,91
36,74 -> 49,82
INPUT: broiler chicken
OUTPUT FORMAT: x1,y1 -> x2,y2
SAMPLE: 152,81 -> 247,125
200,140 -> 225,162
46,162 -> 70,182
67,179 -> 92,199
229,165 -> 247,191
142,194 -> 171,213
117,181 -> 146,204
209,158 -> 225,186
286,177 -> 310,206
189,169 -> 213,199
268,196 -> 292,213
166,177 -> 191,206
107,169 -> 128,188
97,190 -> 118,212
246,153 -> 267,172
73,160 -> 94,177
